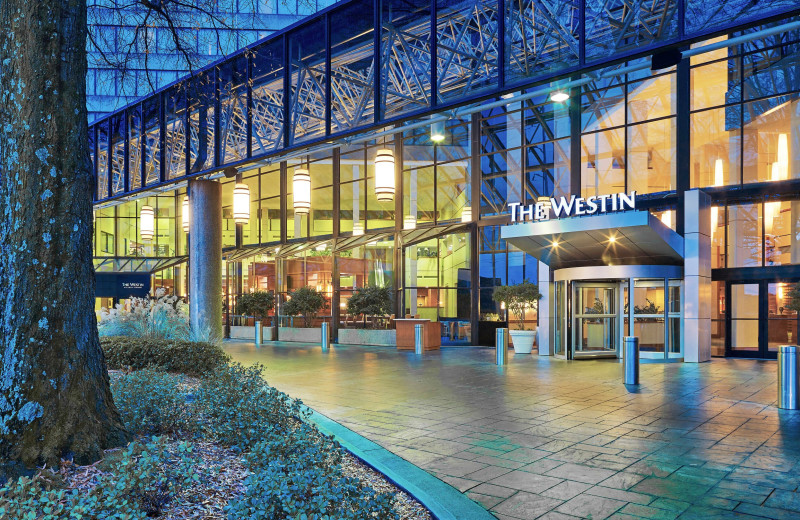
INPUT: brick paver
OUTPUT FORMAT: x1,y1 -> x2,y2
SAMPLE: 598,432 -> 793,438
225,341 -> 800,519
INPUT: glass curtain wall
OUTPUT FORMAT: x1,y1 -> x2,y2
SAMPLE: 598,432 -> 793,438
404,233 -> 471,344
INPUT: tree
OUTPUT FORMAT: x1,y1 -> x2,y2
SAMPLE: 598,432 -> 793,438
786,283 -> 800,313
0,0 -> 128,475
346,286 -> 393,328
283,287 -> 327,328
493,281 -> 543,330
237,291 -> 276,324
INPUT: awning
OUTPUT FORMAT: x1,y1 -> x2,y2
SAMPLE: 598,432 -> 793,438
500,211 -> 684,269
93,256 -> 187,274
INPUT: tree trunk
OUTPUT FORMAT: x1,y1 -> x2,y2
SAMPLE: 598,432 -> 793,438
0,0 -> 128,474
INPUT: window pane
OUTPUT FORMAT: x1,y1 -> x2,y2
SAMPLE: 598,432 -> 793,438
690,107 -> 741,188
742,97 -> 799,184
581,127 -> 625,197
627,118 -> 676,194
728,203 -> 762,267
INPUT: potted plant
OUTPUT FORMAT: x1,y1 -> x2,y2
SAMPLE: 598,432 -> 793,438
340,285 -> 396,346
493,281 -> 543,354
236,290 -> 276,344
280,287 -> 327,342
634,298 -> 662,348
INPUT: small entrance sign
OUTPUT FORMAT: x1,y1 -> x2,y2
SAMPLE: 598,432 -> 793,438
509,191 -> 637,223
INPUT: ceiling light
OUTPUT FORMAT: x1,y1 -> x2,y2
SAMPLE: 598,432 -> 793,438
550,90 -> 569,103
551,240 -> 559,248
608,235 -> 616,243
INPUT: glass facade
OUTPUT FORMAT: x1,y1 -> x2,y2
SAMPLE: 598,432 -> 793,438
92,9 -> 800,358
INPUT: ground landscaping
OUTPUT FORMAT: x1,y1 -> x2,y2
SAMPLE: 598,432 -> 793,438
0,336 -> 432,519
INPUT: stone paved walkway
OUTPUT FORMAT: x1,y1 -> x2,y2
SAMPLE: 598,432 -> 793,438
224,341 -> 800,520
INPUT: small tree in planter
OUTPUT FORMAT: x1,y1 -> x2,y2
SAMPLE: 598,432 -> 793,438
283,287 -> 327,327
237,291 -> 276,325
346,286 -> 393,328
493,281 -> 543,354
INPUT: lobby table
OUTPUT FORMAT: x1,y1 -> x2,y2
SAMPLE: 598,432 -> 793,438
394,319 -> 441,351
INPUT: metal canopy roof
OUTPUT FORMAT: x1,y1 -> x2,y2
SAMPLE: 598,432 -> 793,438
93,256 -> 187,273
501,211 -> 684,270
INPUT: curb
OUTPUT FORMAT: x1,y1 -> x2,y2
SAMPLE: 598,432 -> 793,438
302,405 -> 496,520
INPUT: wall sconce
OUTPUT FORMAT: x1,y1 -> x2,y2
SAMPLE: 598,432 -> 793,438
374,148 -> 395,202
140,205 -> 155,241
293,168 -> 311,214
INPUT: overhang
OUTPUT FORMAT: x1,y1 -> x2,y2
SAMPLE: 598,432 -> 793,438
500,211 -> 684,269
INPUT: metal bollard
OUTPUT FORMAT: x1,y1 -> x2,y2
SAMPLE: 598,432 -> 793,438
254,320 -> 262,346
778,345 -> 799,409
321,322 -> 330,351
414,324 -> 424,355
623,336 -> 639,385
496,328 -> 508,365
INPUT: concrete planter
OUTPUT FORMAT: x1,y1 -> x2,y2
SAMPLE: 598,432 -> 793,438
510,329 -> 537,354
230,324 -> 275,342
338,329 -> 396,347
278,327 -> 322,343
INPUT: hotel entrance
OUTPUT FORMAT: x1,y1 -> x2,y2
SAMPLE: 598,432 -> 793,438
553,266 -> 684,362
572,282 -> 620,358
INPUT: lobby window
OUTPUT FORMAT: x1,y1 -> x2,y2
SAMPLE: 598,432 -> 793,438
524,94 -> 570,201
479,105 -> 523,217
258,166 -> 281,244
308,153 -> 334,238
581,61 -> 676,197
403,118 -> 470,226
690,28 -> 800,188
478,225 -> 538,325
339,241 -> 395,321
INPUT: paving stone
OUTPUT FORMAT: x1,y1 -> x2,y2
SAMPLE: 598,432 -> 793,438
597,471 -> 647,490
764,489 -> 800,513
492,492 -> 564,519
555,493 -> 627,519
545,462 -> 617,485
488,470 -> 564,494
585,485 -> 654,505
541,480 -> 593,501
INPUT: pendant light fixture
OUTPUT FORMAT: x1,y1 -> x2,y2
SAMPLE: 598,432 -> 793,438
293,167 -> 311,214
430,116 -> 445,143
233,182 -> 250,224
374,148 -> 395,202
182,195 -> 190,232
140,205 -> 155,241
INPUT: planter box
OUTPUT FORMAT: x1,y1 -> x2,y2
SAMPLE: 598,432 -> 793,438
278,327 -> 322,343
338,329 -> 396,347
230,325 -> 275,341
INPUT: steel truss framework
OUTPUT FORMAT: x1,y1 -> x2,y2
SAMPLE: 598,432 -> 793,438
89,0 -> 798,204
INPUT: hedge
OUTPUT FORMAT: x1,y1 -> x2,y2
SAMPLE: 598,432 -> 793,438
101,336 -> 230,376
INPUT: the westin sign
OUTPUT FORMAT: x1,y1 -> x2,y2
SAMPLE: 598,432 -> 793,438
509,191 -> 637,222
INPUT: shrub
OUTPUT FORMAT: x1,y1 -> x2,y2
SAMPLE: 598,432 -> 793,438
101,336 -> 230,376
194,363 -> 305,450
237,291 -> 276,323
346,286 -> 393,328
111,368 -> 194,435
226,458 -> 398,520
283,287 -> 326,327
0,436 -> 199,519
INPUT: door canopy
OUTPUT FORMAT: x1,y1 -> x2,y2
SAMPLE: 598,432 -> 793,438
501,211 -> 684,269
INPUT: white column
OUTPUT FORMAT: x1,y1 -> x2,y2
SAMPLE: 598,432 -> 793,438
538,261 -> 552,355
684,189 -> 711,363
